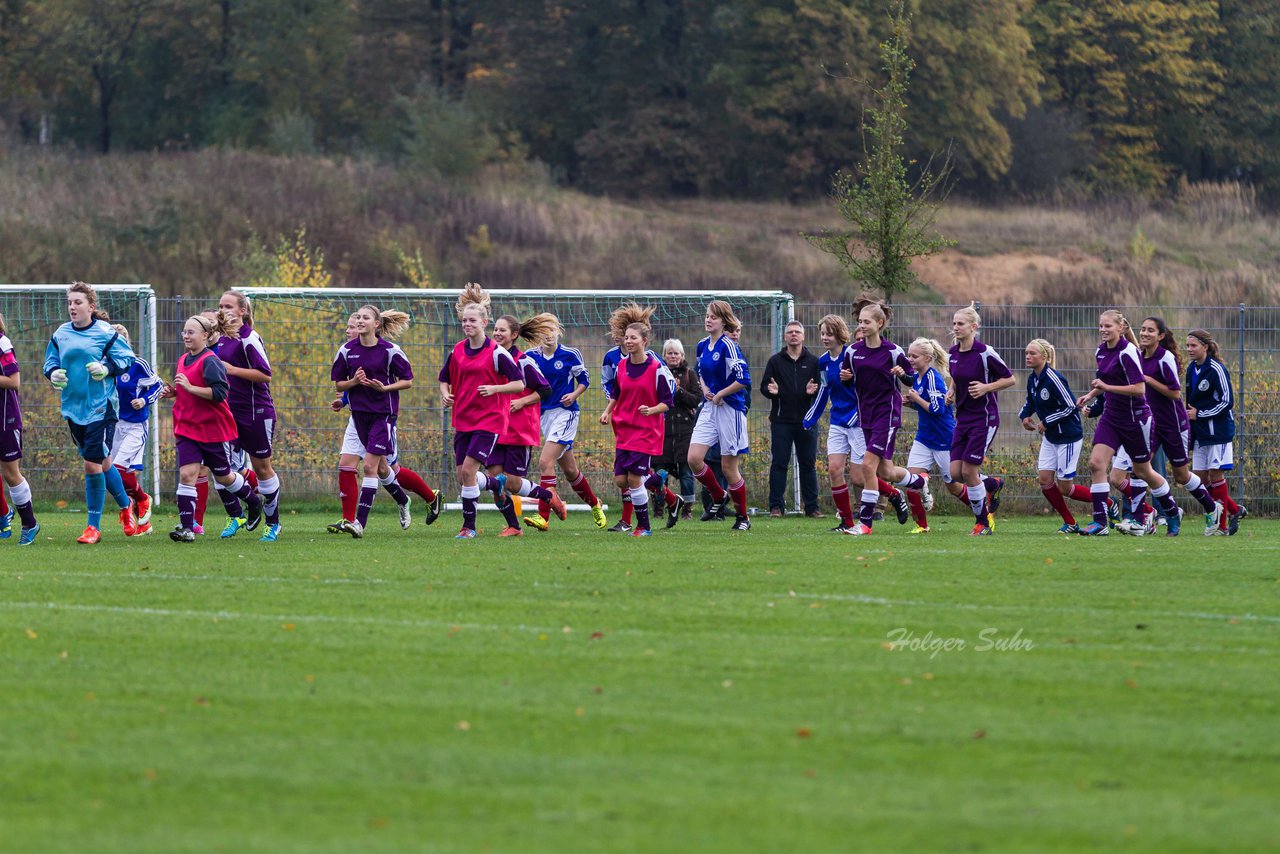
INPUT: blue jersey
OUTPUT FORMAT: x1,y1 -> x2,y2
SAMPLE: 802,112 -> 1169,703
114,356 -> 164,424
1018,366 -> 1083,444
804,346 -> 858,430
1185,357 -> 1234,444
527,345 -> 589,412
695,334 -> 750,413
910,366 -> 955,451
602,345 -> 659,401
43,319 -> 135,425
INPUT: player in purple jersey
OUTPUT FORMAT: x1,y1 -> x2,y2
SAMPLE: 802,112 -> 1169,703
0,313 -> 40,544
330,305 -> 414,538
218,290 -> 283,540
1075,310 -> 1186,536
945,303 -> 1016,535
688,300 -> 753,532
838,300 -> 928,535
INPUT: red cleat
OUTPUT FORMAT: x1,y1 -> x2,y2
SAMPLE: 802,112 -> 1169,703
120,506 -> 139,537
498,526 -> 524,537
547,489 -> 567,521
77,526 -> 101,544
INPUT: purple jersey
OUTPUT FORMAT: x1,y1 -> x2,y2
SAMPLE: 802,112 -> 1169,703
0,334 -> 21,432
948,341 -> 1012,427
215,320 -> 275,422
1094,339 -> 1150,427
331,337 -> 413,416
842,338 -> 913,430
1140,346 -> 1189,434
517,350 -> 551,396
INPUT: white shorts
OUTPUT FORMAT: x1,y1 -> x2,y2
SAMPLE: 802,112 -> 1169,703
1113,446 -> 1133,473
1192,441 -> 1233,472
112,420 -> 148,471
341,416 -> 399,465
691,404 -> 750,456
826,424 -> 866,465
907,441 -> 954,482
541,408 -> 580,450
1037,438 -> 1083,481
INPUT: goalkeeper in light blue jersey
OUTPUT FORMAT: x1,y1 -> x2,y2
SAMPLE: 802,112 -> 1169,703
41,282 -> 139,544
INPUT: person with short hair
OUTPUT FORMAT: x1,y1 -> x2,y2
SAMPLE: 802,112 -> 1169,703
760,320 -> 821,518
654,338 -> 700,518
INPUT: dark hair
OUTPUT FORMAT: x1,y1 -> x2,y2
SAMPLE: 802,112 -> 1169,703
1187,328 -> 1220,360
1143,316 -> 1183,374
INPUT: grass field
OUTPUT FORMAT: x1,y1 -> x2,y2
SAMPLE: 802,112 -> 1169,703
3,508 -> 1278,852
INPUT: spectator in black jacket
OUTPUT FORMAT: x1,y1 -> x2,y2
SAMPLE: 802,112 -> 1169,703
760,320 -> 822,517
655,339 -> 700,515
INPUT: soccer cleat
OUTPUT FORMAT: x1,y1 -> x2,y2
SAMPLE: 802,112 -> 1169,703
704,493 -> 729,521
523,515 -> 549,532
1142,513 -> 1157,536
547,489 -> 568,521
0,508 -> 12,538
845,523 -> 873,536
1165,506 -> 1183,537
220,516 -> 247,539
1106,497 -> 1121,527
133,521 -> 153,537
192,523 -> 205,536
135,493 -> 153,526
590,503 -> 607,529
834,523 -> 861,534
169,525 -> 195,543
326,518 -> 349,534
1057,523 -> 1080,535
1078,521 -> 1109,536
18,523 -> 41,545
425,492 -> 443,526
498,525 -> 523,537
341,519 -> 364,539
260,522 -> 282,542
244,498 -> 264,532
1114,516 -> 1138,536
970,522 -> 993,536
119,506 -> 138,537
607,520 -> 633,533
399,497 -> 412,530
1206,526 -> 1227,537
888,490 -> 910,525
630,527 -> 653,537
909,524 -> 931,534
1203,501 -> 1224,536
987,477 -> 1004,514
731,515 -> 752,532
666,495 -> 686,529
454,527 -> 477,539
1228,505 -> 1245,536
77,526 -> 101,544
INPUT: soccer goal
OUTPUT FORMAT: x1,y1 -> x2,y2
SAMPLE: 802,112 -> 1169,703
184,287 -> 796,508
0,284 -> 160,499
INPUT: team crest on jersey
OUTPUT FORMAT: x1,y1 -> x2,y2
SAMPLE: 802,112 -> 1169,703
1198,379 -> 1210,391
121,372 -> 131,382
712,352 -> 721,362
554,360 -> 564,370
1040,388 -> 1050,400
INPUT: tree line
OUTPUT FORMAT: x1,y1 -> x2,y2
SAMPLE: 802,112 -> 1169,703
1,0 -> 1275,201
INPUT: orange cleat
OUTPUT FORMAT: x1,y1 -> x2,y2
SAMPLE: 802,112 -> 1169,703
77,526 -> 102,544
547,489 -> 568,521
119,506 -> 139,537
498,525 -> 524,537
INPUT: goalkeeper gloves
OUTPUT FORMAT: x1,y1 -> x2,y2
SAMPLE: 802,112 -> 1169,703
86,361 -> 109,381
50,368 -> 68,389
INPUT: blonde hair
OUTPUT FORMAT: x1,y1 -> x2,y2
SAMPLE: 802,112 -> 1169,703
203,308 -> 243,337
609,302 -> 655,340
359,304 -> 410,340
1026,338 -> 1056,368
0,313 -> 6,336
819,314 -> 851,347
1101,309 -> 1138,347
455,282 -> 491,321
111,323 -> 132,346
188,312 -> 236,345
909,337 -> 950,377
69,281 -> 110,321
663,338 -> 685,359
953,301 -> 981,335
497,312 -> 560,349
222,289 -> 253,324
706,300 -> 741,335
625,321 -> 652,343
857,299 -> 891,332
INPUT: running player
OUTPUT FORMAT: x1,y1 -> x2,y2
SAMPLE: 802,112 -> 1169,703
0,313 -> 39,544
608,318 -> 676,536
109,324 -> 162,536
1185,328 -> 1243,535
688,300 -> 753,532
901,337 -> 960,533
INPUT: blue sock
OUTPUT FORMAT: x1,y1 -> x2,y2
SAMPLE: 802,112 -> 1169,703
85,472 -> 106,529
102,464 -> 131,509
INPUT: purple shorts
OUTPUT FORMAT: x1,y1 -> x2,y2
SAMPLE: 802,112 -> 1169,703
1093,415 -> 1152,464
614,449 -> 653,477
951,420 -> 998,465
490,443 -> 532,477
176,436 -> 235,476
234,417 -> 275,459
353,411 -> 395,457
453,430 -> 499,467
0,427 -> 20,462
861,425 -> 899,461
1152,421 -> 1190,468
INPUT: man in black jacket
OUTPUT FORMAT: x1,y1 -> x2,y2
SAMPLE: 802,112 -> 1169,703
760,320 -> 822,517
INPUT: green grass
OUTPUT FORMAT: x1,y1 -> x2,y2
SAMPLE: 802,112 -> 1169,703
2,509 -> 1278,852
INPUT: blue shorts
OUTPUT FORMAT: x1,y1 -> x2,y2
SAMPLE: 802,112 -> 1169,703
68,416 -> 117,463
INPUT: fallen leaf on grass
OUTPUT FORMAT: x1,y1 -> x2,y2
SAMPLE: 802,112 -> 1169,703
281,623 -> 296,631
590,632 -> 604,640
575,707 -> 585,717
194,696 -> 209,706
795,727 -> 811,738
368,816 -> 389,829
456,720 -> 470,731
973,729 -> 987,739
24,628 -> 37,639
1044,558 -> 1054,565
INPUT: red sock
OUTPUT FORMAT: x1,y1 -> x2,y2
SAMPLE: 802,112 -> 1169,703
538,475 -> 556,521
621,493 -> 634,525
568,471 -> 598,507
394,466 -> 436,502
115,466 -> 145,502
339,466 -> 359,522
727,480 -> 748,517
1068,483 -> 1093,503
194,475 -> 209,525
662,488 -> 679,508
877,478 -> 900,498
693,465 -> 726,501
1042,486 -> 1075,524
831,484 -> 854,526
1210,480 -> 1239,514
906,489 -> 928,527
0,484 -> 8,516
244,469 -> 259,491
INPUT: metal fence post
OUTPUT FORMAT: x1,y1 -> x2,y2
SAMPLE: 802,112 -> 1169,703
1239,303 -> 1246,500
